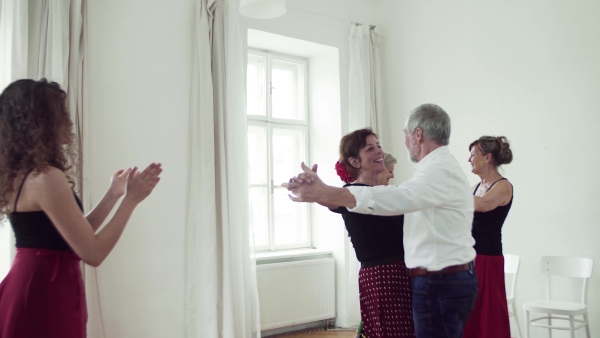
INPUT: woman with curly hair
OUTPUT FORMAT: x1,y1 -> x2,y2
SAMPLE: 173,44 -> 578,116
0,78 -> 162,338
330,128 -> 414,338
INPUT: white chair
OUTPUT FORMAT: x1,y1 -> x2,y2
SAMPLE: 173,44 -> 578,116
505,254 -> 522,338
522,256 -> 593,338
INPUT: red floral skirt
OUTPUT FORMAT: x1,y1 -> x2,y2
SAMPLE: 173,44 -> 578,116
0,248 -> 87,338
359,262 -> 415,337
463,254 -> 510,338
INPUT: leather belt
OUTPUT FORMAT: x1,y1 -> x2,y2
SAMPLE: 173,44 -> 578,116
407,263 -> 471,277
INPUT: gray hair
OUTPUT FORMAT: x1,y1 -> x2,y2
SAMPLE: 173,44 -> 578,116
405,103 -> 451,145
383,153 -> 397,168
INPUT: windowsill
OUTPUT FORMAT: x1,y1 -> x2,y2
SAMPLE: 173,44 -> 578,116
255,248 -> 332,265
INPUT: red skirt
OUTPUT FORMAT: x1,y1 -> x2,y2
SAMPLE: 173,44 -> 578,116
463,254 -> 510,338
359,262 -> 415,338
0,248 -> 87,338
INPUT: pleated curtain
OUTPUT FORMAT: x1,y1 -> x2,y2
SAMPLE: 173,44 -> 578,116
346,22 -> 383,328
185,0 -> 260,336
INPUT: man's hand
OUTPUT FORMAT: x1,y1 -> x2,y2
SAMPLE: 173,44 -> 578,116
282,162 -> 326,202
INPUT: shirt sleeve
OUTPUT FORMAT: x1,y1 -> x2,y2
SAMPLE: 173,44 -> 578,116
346,161 -> 451,216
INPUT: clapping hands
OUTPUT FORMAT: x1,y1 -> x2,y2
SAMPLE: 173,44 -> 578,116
108,168 -> 133,198
124,162 -> 163,204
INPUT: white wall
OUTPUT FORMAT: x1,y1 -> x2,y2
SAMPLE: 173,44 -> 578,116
85,0 -> 193,336
375,1 -> 600,337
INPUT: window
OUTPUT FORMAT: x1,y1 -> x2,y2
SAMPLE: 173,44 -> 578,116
246,50 -> 310,251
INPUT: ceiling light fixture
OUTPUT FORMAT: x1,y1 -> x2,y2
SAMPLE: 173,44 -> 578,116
239,0 -> 286,19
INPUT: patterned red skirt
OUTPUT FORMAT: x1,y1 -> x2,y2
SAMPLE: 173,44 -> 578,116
359,262 -> 415,337
463,254 -> 510,338
0,248 -> 87,338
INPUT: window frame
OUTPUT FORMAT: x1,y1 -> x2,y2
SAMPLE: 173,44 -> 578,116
247,49 -> 311,252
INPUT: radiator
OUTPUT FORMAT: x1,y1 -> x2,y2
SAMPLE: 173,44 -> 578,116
257,257 -> 335,330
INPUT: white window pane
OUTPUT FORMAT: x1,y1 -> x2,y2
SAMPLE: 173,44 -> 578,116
272,128 -> 305,185
247,51 -> 311,252
271,61 -> 305,120
247,57 -> 266,117
273,187 -> 308,247
249,187 -> 269,248
247,125 -> 268,185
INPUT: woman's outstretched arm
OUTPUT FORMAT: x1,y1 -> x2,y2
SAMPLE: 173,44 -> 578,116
35,163 -> 162,267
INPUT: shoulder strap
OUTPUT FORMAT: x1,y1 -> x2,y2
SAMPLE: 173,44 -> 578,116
486,177 -> 508,192
13,168 -> 37,212
473,182 -> 481,195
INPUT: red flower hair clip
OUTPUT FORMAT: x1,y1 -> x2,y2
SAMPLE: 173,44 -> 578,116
335,160 -> 355,184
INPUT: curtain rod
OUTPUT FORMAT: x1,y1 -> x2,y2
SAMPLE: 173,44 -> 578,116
286,6 -> 376,29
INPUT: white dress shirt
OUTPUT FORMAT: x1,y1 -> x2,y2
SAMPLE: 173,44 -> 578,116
346,146 -> 475,270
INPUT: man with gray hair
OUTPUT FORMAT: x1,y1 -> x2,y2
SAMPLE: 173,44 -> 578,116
283,104 -> 477,338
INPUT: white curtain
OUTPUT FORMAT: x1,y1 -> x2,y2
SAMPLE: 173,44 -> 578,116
0,0 -> 70,89
0,0 -> 28,280
68,1 -> 106,337
0,0 -> 70,267
185,0 -> 260,337
0,0 -> 28,89
348,23 -> 382,134
0,1 -> 97,335
346,22 -> 383,328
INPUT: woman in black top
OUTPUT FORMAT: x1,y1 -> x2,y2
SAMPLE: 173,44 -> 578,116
0,79 -> 162,337
330,128 -> 414,338
463,136 -> 513,338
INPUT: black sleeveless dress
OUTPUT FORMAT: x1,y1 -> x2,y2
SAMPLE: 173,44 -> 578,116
463,178 -> 513,338
0,169 -> 87,338
472,178 -> 513,256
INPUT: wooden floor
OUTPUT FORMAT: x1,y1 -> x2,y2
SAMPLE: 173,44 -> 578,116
271,328 -> 356,337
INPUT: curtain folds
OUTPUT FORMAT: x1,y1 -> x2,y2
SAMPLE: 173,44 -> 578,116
348,23 -> 382,135
68,1 -> 106,337
0,0 -> 29,277
185,0 -> 219,335
185,0 -> 260,337
346,22 -> 383,328
31,0 -> 70,86
0,0 -> 28,89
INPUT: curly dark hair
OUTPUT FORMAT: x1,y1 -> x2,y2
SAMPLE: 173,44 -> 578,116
0,78 -> 78,218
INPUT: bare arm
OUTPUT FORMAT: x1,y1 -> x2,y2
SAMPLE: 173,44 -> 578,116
474,180 -> 512,212
35,163 -> 162,267
86,168 -> 132,231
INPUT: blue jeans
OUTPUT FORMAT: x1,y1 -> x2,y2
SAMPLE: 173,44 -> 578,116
411,266 -> 478,338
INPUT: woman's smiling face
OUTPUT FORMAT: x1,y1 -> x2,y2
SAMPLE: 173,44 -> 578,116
468,144 -> 487,174
355,134 -> 385,175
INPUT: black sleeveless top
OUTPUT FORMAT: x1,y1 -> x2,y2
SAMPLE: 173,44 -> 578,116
330,183 -> 405,265
472,178 -> 513,256
8,169 -> 82,251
